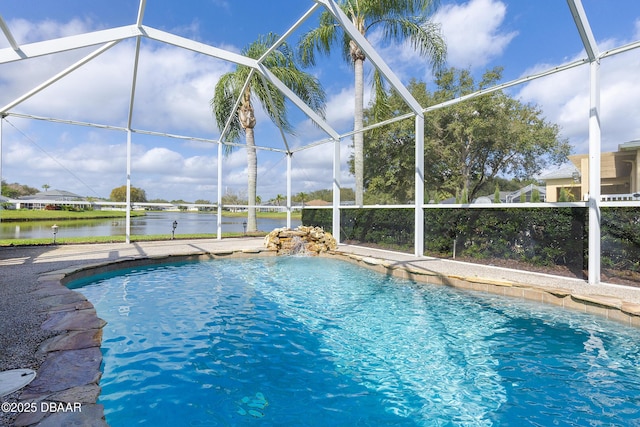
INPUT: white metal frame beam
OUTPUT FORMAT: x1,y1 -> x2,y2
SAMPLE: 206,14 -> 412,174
0,13 -> 22,55
140,26 -> 258,69
124,35 -> 143,244
567,0 -> 601,285
0,25 -> 142,64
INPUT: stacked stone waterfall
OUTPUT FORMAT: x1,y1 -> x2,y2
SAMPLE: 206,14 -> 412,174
264,226 -> 337,255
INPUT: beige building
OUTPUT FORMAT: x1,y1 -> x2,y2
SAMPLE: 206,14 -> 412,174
540,140 -> 640,202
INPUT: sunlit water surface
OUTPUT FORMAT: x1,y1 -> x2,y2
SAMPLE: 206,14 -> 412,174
70,257 -> 640,426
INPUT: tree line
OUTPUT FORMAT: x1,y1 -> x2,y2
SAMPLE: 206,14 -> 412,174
1,180 -> 39,198
4,2 -> 570,222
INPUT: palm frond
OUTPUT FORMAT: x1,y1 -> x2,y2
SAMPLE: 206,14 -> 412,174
211,32 -> 327,151
212,72 -> 243,148
298,11 -> 340,67
361,0 -> 440,20
371,68 -> 390,122
378,17 -> 446,71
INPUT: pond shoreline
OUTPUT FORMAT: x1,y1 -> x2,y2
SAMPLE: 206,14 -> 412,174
0,211 -> 301,242
1,209 -> 299,222
1,211 -> 143,222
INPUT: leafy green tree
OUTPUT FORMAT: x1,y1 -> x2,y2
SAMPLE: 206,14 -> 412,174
558,188 -> 575,202
294,192 -> 308,206
359,80 -> 438,203
212,33 -> 326,232
429,67 -> 571,201
361,70 -> 570,203
287,187 -> 355,203
298,0 -> 446,205
110,185 -> 147,203
221,189 -> 245,206
531,188 -> 541,203
1,180 -> 38,198
339,188 -> 356,202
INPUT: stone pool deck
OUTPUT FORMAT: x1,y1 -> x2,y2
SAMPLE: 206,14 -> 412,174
1,238 -> 640,426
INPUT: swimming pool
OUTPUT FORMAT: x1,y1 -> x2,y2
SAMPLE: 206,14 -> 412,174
71,256 -> 640,426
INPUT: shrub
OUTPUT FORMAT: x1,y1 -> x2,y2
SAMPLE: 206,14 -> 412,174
303,206 -> 640,276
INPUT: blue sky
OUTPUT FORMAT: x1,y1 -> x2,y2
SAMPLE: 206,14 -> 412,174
0,0 -> 639,202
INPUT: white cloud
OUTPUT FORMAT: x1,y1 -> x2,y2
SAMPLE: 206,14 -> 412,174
516,47 -> 640,154
4,17 -> 97,45
289,141 -> 355,193
364,0 -> 516,85
433,0 -> 517,70
0,18 -> 233,136
325,87 -> 355,131
135,147 -> 185,174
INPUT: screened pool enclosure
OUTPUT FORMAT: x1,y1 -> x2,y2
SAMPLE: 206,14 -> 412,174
1,1 -> 639,285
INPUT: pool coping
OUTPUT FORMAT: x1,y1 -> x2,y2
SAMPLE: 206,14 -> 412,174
326,251 -> 640,327
16,244 -> 640,426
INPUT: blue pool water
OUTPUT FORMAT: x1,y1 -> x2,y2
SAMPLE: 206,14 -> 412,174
70,257 -> 640,426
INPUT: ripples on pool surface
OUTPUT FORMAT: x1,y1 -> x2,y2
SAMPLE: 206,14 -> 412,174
71,257 -> 640,426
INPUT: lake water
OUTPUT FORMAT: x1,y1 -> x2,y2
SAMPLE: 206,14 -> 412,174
0,211 -> 300,240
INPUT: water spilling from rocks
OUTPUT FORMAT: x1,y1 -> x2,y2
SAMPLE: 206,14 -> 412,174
290,236 -> 308,256
264,226 -> 337,255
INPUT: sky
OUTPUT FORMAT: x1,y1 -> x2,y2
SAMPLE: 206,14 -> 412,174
0,0 -> 639,202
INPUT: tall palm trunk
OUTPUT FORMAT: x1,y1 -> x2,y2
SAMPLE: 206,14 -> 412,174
239,88 -> 257,232
245,128 -> 257,232
351,35 -> 366,206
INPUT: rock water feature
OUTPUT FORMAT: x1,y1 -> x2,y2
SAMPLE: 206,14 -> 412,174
264,226 -> 337,255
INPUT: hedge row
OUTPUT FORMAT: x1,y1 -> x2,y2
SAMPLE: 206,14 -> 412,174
302,207 -> 640,274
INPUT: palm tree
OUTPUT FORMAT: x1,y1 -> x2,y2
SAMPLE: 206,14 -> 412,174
297,192 -> 307,207
212,33 -> 326,232
298,0 -> 446,205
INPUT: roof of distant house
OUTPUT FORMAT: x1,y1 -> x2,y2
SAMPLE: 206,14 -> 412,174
19,189 -> 85,200
538,163 -> 580,181
619,139 -> 640,151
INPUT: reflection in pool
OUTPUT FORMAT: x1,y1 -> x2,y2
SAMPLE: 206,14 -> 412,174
71,257 -> 640,426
